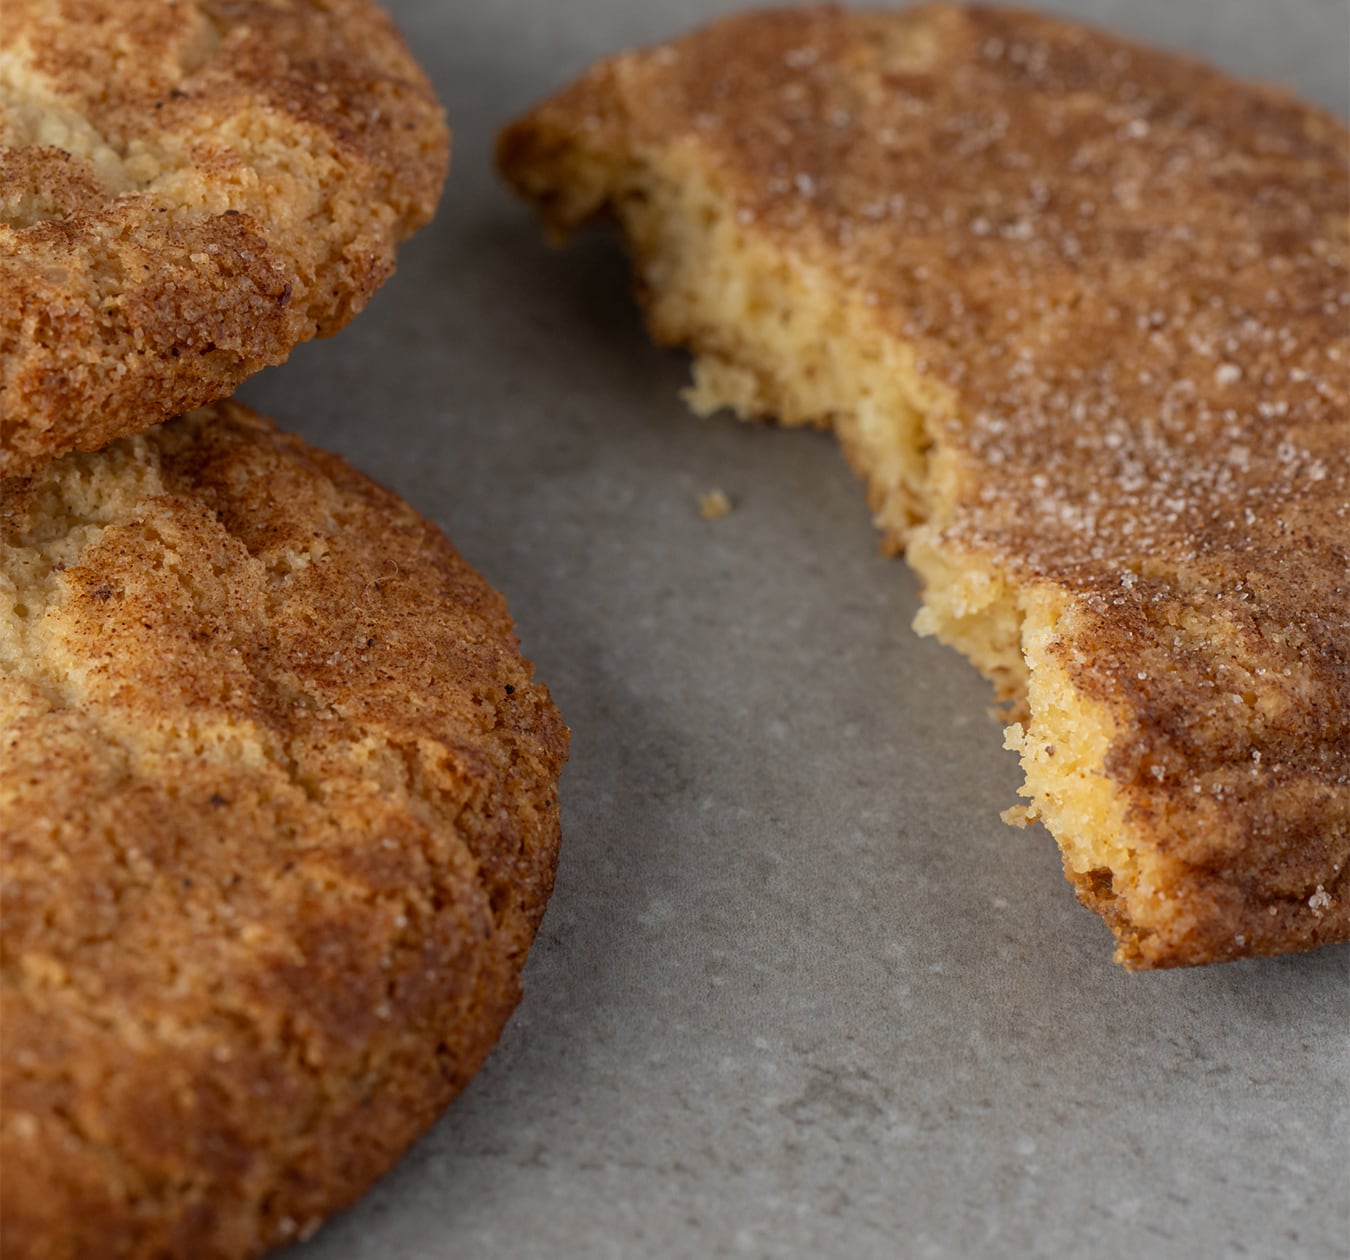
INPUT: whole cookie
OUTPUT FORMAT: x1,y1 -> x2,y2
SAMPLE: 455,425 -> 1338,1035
501,4 -> 1350,968
0,0 -> 449,478
0,403 -> 567,1258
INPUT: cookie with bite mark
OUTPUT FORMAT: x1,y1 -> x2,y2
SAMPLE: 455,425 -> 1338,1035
499,3 -> 1349,968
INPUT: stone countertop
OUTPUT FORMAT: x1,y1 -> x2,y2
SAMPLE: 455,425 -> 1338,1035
247,2 -> 1350,1256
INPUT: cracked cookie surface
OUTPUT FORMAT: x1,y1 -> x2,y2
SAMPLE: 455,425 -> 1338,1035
0,402 -> 567,1258
0,0 -> 449,478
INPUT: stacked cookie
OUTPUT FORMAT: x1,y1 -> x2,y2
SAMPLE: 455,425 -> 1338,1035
1,2 -> 567,1256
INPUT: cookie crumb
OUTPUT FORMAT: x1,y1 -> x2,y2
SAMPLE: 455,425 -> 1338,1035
698,489 -> 732,519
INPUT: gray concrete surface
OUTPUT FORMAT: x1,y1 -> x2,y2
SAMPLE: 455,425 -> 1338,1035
246,2 -> 1350,1256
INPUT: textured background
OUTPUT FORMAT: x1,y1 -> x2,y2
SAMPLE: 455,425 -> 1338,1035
248,2 -> 1350,1256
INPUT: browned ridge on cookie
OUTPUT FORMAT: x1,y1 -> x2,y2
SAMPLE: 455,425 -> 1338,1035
0,0 -> 449,478
499,3 -> 1350,968
0,403 -> 568,1258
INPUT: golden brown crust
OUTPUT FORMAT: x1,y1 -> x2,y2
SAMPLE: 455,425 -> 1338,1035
499,3 -> 1350,968
0,0 -> 449,478
0,403 -> 568,1258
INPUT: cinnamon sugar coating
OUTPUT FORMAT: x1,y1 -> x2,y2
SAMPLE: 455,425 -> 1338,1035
0,403 -> 567,1256
500,4 -> 1350,967
0,0 -> 449,478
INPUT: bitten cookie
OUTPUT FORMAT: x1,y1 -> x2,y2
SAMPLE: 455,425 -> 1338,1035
499,4 -> 1350,968
0,402 -> 567,1257
0,0 -> 449,478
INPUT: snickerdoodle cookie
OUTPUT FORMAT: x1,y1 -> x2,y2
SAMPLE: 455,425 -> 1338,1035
0,0 -> 448,478
0,401 -> 567,1256
500,4 -> 1349,968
